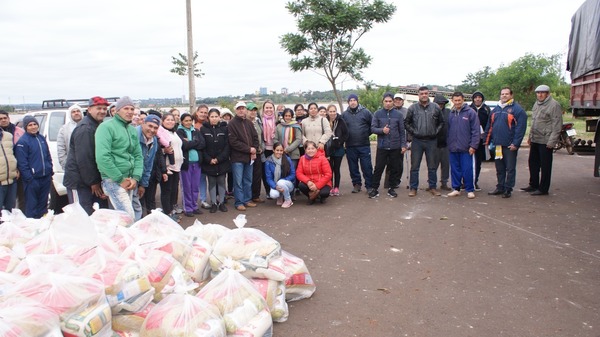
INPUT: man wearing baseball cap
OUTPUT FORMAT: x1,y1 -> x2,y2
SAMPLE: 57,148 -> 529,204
521,85 -> 563,196
95,96 -> 143,219
64,96 -> 110,215
228,101 -> 259,211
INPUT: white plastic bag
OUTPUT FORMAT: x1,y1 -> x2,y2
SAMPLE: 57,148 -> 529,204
281,250 -> 316,301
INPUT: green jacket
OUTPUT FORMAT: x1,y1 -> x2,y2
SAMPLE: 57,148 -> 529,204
95,114 -> 143,183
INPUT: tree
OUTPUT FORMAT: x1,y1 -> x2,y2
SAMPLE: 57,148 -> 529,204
459,53 -> 566,110
170,52 -> 204,78
280,0 -> 396,112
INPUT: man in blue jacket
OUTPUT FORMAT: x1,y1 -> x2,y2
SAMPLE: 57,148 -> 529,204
369,92 -> 407,199
485,87 -> 527,198
132,115 -> 160,220
342,94 -> 374,194
15,116 -> 53,218
446,92 -> 480,199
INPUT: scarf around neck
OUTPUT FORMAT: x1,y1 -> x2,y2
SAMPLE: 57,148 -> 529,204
272,155 -> 282,182
263,113 -> 275,149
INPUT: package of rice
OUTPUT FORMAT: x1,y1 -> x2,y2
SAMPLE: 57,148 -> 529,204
249,278 -> 288,322
140,293 -> 225,337
281,250 -> 316,301
209,228 -> 284,281
197,268 -> 272,336
183,236 -> 212,283
112,302 -> 155,333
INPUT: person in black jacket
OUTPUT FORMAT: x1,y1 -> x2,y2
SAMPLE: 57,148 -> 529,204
470,91 -> 491,191
63,96 -> 109,215
326,104 -> 348,196
433,94 -> 451,191
199,108 -> 231,213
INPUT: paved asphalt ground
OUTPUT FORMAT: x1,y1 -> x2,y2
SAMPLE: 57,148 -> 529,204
179,147 -> 599,337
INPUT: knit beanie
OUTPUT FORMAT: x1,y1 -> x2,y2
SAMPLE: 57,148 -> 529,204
115,96 -> 135,112
347,94 -> 359,103
22,116 -> 39,128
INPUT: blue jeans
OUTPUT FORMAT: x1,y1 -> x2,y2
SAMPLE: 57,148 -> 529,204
0,182 -> 17,211
232,162 -> 253,207
345,146 -> 373,189
410,138 -> 438,190
102,179 -> 135,220
132,186 -> 142,221
268,179 -> 295,201
494,147 -> 518,192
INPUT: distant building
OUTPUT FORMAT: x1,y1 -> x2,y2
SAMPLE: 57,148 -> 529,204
259,87 -> 268,95
281,87 -> 288,95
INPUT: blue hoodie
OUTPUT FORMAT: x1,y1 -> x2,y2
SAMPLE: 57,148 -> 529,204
136,125 -> 158,188
446,104 -> 480,153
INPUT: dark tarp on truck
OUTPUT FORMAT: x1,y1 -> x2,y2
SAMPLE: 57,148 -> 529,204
566,0 -> 600,80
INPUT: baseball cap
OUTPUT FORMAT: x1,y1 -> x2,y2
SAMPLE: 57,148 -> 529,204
393,93 -> 404,100
246,102 -> 258,110
234,101 -> 247,109
89,96 -> 109,107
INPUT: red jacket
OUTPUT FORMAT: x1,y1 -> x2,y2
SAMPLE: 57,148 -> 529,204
296,149 -> 332,189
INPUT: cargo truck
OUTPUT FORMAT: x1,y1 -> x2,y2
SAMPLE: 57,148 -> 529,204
567,0 -> 600,176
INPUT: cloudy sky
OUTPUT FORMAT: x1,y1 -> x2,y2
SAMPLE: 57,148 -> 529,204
0,0 -> 587,104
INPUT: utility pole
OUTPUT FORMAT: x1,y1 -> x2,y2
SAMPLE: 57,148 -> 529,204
186,0 -> 196,114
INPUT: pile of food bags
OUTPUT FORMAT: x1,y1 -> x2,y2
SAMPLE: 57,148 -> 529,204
0,205 -> 316,336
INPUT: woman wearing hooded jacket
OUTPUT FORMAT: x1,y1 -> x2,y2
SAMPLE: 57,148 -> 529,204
296,141 -> 332,204
199,108 -> 231,213
159,113 -> 184,221
326,104 -> 348,196
176,113 -> 205,217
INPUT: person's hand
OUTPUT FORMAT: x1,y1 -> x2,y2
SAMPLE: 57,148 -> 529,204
15,170 -> 20,179
120,178 -> 131,190
276,186 -> 284,193
383,125 -> 390,134
401,147 -> 407,154
162,174 -> 168,182
138,186 -> 146,198
508,144 -> 518,151
318,143 -> 325,150
163,145 -> 174,154
527,138 -> 531,146
210,158 -> 218,165
91,183 -> 104,198
250,147 -> 256,155
469,147 -> 476,155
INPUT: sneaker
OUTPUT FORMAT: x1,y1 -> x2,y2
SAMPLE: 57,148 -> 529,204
429,188 -> 441,196
169,214 -> 181,223
352,184 -> 361,193
192,208 -> 203,215
474,184 -> 481,192
387,188 -> 397,198
467,192 -> 475,199
447,190 -> 461,197
408,189 -> 417,197
333,188 -> 340,196
236,205 -> 246,211
210,204 -> 217,213
245,202 -> 257,207
368,189 -> 379,198
173,205 -> 183,214
184,212 -> 194,217
201,201 -> 211,209
281,200 -> 293,208
252,198 -> 265,203
276,196 -> 284,206
329,187 -> 337,196
219,203 -> 228,212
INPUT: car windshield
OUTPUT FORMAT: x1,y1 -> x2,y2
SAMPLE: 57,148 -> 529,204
48,111 -> 65,141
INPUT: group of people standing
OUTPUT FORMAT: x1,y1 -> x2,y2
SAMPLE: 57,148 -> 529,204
0,84 -> 563,220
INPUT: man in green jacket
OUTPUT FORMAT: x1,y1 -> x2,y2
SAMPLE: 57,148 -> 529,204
521,85 -> 563,196
95,96 -> 143,219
